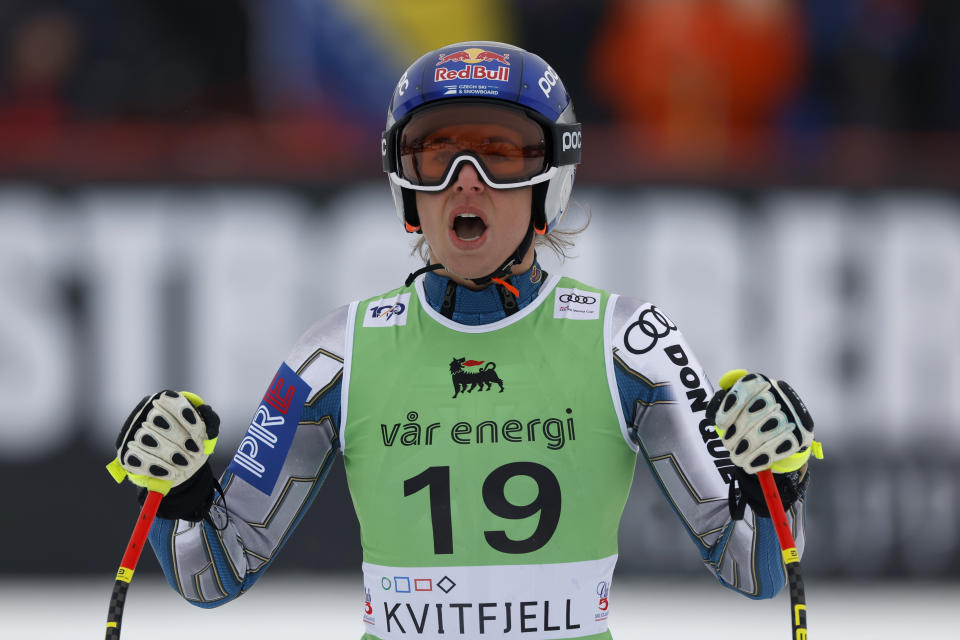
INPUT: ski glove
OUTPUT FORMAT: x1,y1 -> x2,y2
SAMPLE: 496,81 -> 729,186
706,369 -> 822,475
107,390 -> 219,496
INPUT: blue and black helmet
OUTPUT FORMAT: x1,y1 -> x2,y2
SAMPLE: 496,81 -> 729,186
382,41 -> 581,235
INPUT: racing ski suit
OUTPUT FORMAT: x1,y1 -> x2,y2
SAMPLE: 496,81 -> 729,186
146,261 -> 806,639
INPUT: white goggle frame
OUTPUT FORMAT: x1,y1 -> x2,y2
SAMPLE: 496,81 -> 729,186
388,154 -> 558,192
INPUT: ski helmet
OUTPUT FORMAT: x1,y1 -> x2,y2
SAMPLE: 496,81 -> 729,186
382,41 -> 581,235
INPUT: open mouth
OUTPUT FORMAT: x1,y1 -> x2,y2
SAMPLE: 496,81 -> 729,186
452,213 -> 487,242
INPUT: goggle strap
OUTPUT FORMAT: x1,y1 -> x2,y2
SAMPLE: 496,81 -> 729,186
552,123 -> 582,166
404,263 -> 444,287
381,130 -> 394,173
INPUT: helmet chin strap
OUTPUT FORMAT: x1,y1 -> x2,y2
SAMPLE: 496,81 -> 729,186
404,217 -> 536,295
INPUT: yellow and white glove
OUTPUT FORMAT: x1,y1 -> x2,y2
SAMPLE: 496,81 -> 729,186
107,391 -> 219,496
707,369 -> 823,475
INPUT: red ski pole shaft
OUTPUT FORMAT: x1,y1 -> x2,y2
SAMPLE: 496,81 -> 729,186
757,469 -> 808,639
105,490 -> 163,639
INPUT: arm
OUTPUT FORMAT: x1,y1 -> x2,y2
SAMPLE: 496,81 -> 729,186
147,305 -> 349,607
609,297 -> 807,599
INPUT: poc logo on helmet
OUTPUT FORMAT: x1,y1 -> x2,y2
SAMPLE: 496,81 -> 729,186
396,71 -> 409,97
562,131 -> 581,151
538,66 -> 560,98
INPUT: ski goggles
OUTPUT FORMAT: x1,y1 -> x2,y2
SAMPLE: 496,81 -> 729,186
382,102 -> 581,191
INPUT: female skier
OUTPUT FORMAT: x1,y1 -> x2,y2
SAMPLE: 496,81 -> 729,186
110,41 -> 818,640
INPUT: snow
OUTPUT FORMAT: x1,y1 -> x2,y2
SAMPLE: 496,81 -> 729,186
2,574 -> 955,639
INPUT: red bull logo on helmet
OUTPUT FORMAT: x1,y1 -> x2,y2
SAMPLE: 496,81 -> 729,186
434,47 -> 510,83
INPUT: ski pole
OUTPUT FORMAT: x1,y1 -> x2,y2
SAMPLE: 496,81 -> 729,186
104,490 -> 163,639
757,468 -> 807,639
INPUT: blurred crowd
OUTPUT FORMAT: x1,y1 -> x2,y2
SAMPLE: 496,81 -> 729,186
1,0 -> 958,181
2,1 -> 959,581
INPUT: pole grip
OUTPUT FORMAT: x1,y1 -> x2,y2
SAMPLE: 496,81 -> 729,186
105,490 -> 163,639
757,469 -> 798,559
119,490 -> 163,572
757,469 -> 807,638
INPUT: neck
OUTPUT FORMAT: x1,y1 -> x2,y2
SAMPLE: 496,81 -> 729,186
428,245 -> 536,291
421,257 -> 547,326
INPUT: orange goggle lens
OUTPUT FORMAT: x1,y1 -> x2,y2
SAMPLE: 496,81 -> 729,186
398,104 -> 548,187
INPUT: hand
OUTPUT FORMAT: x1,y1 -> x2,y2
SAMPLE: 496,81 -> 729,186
107,391 -> 219,495
706,370 -> 820,475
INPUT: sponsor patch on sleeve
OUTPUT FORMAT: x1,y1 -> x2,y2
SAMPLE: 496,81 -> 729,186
363,292 -> 411,327
228,362 -> 312,495
554,287 -> 600,320
617,303 -> 677,355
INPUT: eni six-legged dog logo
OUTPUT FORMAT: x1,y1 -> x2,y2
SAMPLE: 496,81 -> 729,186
449,357 -> 504,398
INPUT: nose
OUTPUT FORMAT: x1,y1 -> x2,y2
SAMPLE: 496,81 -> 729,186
452,161 -> 485,192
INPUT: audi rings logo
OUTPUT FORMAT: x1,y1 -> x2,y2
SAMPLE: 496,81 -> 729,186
558,292 -> 596,305
623,305 -> 677,354
554,287 -> 600,320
